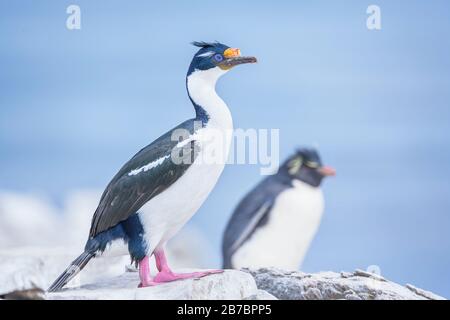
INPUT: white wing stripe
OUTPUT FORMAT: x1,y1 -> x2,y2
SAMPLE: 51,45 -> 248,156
128,155 -> 170,176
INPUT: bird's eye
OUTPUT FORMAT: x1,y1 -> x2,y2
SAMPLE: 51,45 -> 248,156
213,54 -> 224,62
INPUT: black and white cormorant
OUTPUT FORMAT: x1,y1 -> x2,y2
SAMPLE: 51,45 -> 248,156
48,42 -> 256,291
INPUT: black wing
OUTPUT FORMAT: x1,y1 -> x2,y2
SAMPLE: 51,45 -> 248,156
89,119 -> 200,238
221,176 -> 291,268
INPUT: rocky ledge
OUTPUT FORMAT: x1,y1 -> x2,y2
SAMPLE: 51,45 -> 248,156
45,270 -> 275,300
2,268 -> 445,300
0,249 -> 445,300
244,268 -> 445,300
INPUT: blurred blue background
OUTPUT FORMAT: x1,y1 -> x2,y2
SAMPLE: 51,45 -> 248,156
1,0 -> 449,297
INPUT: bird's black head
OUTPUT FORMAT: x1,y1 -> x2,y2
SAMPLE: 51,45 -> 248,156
187,41 -> 257,76
280,148 -> 336,187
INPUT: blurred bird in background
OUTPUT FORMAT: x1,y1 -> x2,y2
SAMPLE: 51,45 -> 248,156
222,148 -> 335,270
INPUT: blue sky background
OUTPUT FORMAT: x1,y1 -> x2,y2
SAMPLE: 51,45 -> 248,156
1,1 -> 449,297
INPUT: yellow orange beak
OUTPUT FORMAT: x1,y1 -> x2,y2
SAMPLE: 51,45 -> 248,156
224,48 -> 241,58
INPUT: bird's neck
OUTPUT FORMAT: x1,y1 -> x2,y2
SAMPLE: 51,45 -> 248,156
186,69 -> 233,130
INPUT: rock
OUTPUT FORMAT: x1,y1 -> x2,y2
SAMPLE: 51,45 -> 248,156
46,270 -> 260,300
244,268 -> 446,300
1,247 -> 444,300
0,287 -> 45,300
0,240 -> 208,296
244,290 -> 278,300
405,284 -> 444,300
353,269 -> 387,282
0,247 -> 130,295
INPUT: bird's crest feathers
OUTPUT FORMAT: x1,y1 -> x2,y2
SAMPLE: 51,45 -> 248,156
191,41 -> 221,48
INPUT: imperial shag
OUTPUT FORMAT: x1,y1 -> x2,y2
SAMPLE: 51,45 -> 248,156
222,148 -> 335,270
48,42 -> 257,291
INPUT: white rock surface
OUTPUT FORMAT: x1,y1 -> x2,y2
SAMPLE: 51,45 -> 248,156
245,268 -> 446,300
46,270 -> 264,300
0,245 -> 273,300
244,290 -> 278,300
0,247 -> 130,295
0,245 -> 207,296
2,251 -> 445,300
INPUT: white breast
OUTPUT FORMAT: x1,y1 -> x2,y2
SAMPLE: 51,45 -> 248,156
231,180 -> 324,270
139,67 -> 233,255
138,129 -> 231,254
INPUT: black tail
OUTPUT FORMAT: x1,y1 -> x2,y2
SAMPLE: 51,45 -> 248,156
47,251 -> 94,292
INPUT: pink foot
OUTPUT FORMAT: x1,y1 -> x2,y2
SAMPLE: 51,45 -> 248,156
153,269 -> 223,283
138,256 -> 158,287
153,249 -> 223,283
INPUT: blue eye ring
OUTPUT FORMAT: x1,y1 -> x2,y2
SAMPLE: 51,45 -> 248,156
213,54 -> 224,62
